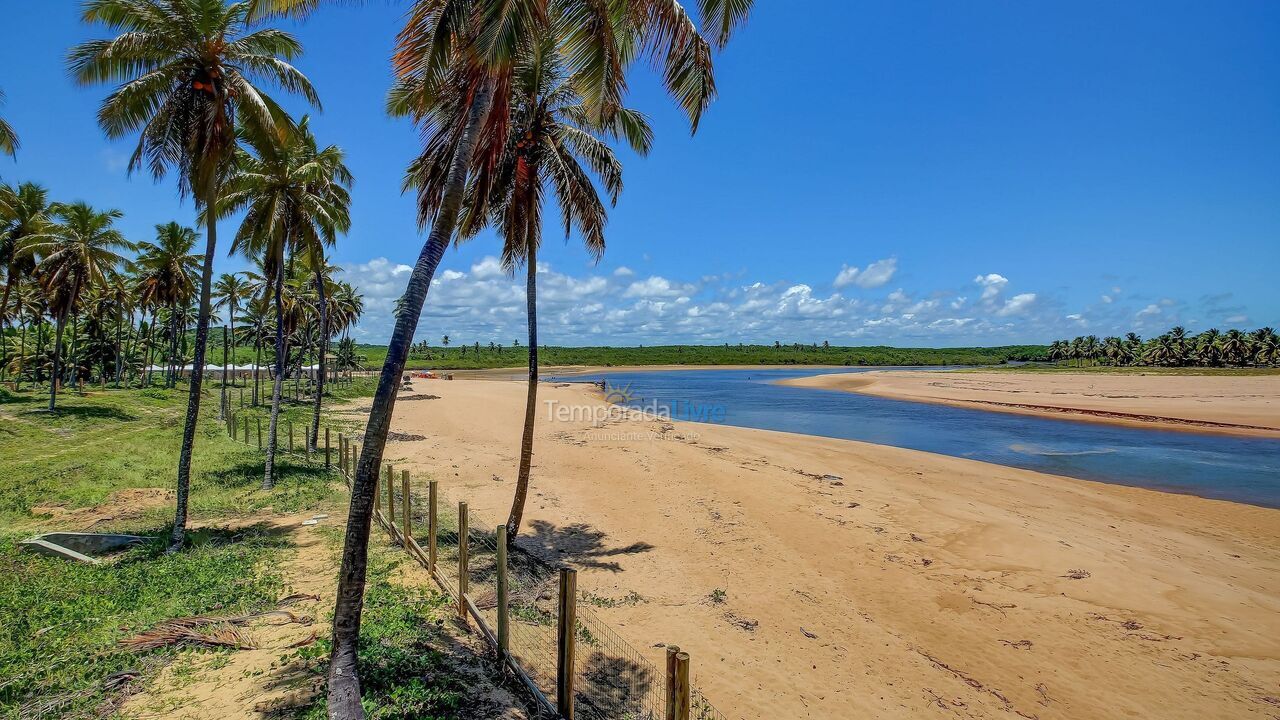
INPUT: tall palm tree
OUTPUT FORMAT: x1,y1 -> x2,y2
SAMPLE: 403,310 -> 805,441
221,116 -> 350,487
135,223 -> 201,387
0,89 -> 17,159
330,280 -> 363,341
24,202 -> 129,410
403,25 -> 651,542
214,271 -> 251,402
258,2 -> 752,712
71,0 -> 319,548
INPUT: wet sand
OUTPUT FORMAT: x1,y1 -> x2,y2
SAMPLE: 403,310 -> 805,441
375,377 -> 1280,719
780,370 -> 1280,437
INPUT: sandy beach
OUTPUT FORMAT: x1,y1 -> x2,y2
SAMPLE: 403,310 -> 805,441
372,377 -> 1280,720
781,370 -> 1280,437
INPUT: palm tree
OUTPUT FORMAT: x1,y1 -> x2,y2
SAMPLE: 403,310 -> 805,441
331,280 -> 363,341
0,89 -> 17,159
1195,328 -> 1221,366
1,183 -> 51,332
258,2 -> 752,711
1047,339 -> 1067,364
1101,336 -> 1123,366
403,27 -> 651,542
23,202 -> 129,410
135,223 -> 201,387
214,271 -> 251,406
71,0 -> 319,548
5,285 -> 43,390
1219,329 -> 1249,366
221,117 -> 351,488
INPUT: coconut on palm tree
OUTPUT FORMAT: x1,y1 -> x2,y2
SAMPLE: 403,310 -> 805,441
220,116 -> 351,488
71,0 -> 320,548
23,202 -> 130,410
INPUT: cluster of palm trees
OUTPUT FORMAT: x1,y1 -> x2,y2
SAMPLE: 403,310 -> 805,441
13,0 -> 758,715
0,183 -> 367,409
1048,326 -> 1279,368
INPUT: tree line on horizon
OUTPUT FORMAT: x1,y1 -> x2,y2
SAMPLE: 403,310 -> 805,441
0,0 -> 756,715
1048,326 -> 1278,368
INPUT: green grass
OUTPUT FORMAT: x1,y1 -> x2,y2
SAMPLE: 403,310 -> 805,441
0,384 -> 348,523
0,381 -> 369,718
293,544 -> 472,720
350,342 -> 1049,370
966,363 -> 1280,376
0,529 -> 289,719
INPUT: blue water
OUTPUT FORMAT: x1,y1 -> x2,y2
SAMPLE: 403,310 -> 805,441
548,367 -> 1280,508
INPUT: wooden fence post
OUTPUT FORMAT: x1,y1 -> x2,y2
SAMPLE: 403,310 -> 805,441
457,502 -> 469,619
666,646 -> 692,720
324,427 -> 331,468
374,466 -> 382,514
304,427 -> 312,460
401,470 -> 411,549
338,434 -> 345,473
230,413 -> 237,441
385,464 -> 395,534
557,568 -> 578,719
256,417 -> 262,449
288,420 -> 294,453
496,524 -> 510,658
243,416 -> 249,445
428,480 -> 439,570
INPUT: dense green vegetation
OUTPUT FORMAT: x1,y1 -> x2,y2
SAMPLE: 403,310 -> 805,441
364,342 -> 1049,370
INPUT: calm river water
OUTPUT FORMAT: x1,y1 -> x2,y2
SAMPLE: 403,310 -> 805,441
548,367 -> 1280,508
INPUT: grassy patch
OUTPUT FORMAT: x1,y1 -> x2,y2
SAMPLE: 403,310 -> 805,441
293,548 -> 473,720
0,382 -> 367,524
0,528 -> 288,719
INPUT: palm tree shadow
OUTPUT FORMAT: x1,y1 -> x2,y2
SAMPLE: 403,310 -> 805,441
27,404 -> 138,421
517,520 -> 654,573
576,651 -> 656,720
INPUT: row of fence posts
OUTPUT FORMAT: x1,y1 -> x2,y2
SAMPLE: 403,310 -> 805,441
224,413 -> 699,720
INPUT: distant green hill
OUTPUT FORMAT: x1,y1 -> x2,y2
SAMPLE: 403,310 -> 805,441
350,343 -> 1048,370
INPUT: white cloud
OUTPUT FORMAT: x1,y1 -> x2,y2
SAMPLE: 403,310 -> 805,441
335,255 -> 1238,346
623,276 -> 694,299
1225,314 -> 1248,324
613,266 -> 634,277
1100,295 -> 1113,304
833,257 -> 897,289
974,273 -> 1009,300
996,293 -> 1036,316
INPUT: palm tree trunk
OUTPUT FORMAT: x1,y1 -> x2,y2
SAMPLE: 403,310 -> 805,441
310,269 -> 328,451
68,313 -> 79,392
49,313 -> 65,411
327,79 -> 493,720
264,259 -> 287,490
114,308 -> 124,388
17,320 -> 26,391
254,332 -> 262,406
169,183 -> 219,550
506,245 -> 538,544
219,324 -> 228,420
229,306 -> 236,388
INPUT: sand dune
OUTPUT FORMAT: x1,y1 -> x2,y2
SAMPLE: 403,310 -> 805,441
782,370 -> 1280,437
381,378 -> 1280,719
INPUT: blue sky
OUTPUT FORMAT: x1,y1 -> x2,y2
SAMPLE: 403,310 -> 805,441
1,1 -> 1277,346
